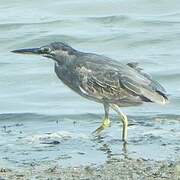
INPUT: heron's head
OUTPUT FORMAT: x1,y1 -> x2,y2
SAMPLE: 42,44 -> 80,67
11,42 -> 77,60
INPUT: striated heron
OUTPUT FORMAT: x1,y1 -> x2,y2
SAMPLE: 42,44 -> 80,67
12,42 -> 168,143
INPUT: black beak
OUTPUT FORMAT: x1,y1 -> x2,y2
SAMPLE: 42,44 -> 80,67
11,48 -> 42,55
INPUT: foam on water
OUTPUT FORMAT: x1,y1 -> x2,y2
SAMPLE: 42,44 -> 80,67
27,131 -> 90,145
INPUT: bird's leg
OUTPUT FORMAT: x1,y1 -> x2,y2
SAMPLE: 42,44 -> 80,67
92,104 -> 110,134
110,104 -> 128,143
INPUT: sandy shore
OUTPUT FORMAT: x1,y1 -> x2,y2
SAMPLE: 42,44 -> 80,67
0,157 -> 179,180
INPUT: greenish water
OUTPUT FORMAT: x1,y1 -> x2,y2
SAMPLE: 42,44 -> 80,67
0,0 -> 180,169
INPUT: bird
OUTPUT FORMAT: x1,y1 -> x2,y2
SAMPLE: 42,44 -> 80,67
12,42 -> 168,143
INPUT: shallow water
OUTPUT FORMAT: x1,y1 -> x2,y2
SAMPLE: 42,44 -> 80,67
0,0 -> 180,169
0,113 -> 179,169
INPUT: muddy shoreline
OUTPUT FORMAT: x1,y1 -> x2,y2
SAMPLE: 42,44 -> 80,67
0,157 -> 179,180
0,113 -> 180,179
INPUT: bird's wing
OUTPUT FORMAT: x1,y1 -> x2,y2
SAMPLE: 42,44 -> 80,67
119,62 -> 168,105
77,65 -> 126,101
120,74 -> 168,105
77,54 -> 168,105
76,64 -> 143,106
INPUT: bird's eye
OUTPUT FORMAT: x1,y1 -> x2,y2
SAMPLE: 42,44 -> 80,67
41,47 -> 51,53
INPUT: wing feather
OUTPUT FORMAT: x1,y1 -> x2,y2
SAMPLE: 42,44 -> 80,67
120,75 -> 168,105
127,62 -> 166,94
77,65 -> 143,106
76,55 -> 168,105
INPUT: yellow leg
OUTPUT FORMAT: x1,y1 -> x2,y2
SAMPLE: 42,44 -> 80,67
93,117 -> 111,134
110,104 -> 128,142
92,104 -> 110,134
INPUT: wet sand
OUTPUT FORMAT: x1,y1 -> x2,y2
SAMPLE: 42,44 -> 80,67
0,157 -> 179,180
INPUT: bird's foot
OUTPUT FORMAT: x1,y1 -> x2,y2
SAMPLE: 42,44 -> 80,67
122,141 -> 128,154
92,118 -> 111,135
92,125 -> 105,135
